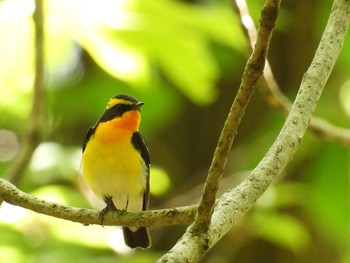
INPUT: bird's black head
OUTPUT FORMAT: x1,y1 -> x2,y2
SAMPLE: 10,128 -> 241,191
98,94 -> 144,123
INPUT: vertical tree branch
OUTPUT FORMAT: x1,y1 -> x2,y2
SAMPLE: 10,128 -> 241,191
3,0 -> 46,185
158,0 -> 281,261
194,0 -> 281,232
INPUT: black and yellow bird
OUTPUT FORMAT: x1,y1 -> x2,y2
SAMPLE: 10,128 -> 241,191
81,94 -> 151,249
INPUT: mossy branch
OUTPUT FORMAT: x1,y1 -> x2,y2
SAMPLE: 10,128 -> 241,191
0,178 -> 196,227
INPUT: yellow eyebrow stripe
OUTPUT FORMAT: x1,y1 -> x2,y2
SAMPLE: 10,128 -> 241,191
106,98 -> 134,110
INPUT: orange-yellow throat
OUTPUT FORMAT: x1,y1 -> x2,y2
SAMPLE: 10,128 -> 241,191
95,110 -> 141,144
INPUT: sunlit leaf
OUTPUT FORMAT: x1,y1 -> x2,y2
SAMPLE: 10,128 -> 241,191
251,212 -> 310,254
0,246 -> 25,263
67,0 -> 244,104
340,80 -> 350,117
150,166 -> 171,196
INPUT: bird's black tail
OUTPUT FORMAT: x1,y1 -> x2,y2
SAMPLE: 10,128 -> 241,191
123,227 -> 151,249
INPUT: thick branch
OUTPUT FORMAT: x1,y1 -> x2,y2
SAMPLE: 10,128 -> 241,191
158,0 -> 350,262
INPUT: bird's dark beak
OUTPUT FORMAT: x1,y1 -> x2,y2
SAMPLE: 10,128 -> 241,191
134,102 -> 144,110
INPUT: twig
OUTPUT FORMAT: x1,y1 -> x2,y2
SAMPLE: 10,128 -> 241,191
3,0 -> 46,185
234,0 -> 350,146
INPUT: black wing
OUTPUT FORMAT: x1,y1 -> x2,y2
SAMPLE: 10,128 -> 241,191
131,132 -> 150,167
131,132 -> 150,211
82,126 -> 96,153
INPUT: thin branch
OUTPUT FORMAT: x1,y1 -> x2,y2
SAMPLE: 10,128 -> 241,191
159,0 -> 281,261
158,0 -> 350,262
0,178 -> 196,227
194,0 -> 281,233
3,0 -> 46,186
234,0 -> 350,146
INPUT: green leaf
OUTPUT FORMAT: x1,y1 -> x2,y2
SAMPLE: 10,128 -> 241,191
69,0 -> 244,104
307,143 -> 350,248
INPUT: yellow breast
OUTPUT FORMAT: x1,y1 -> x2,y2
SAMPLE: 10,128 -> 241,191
81,119 -> 146,210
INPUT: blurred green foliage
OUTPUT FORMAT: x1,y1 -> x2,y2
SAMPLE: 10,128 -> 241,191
0,0 -> 349,262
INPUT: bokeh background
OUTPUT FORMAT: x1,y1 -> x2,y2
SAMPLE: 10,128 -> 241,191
0,0 -> 349,262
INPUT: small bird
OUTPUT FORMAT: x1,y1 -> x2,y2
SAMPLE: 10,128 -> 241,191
81,94 -> 151,249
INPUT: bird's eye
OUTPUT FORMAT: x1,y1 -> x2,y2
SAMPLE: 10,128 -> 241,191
111,104 -> 131,115
114,104 -> 123,110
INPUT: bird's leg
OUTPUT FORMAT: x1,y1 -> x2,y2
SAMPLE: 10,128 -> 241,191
99,195 -> 117,226
124,196 -> 129,211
